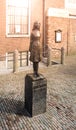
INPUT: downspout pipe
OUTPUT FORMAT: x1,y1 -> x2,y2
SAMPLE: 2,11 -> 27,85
43,0 -> 45,56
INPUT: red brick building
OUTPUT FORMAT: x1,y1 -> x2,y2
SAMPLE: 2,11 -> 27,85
0,0 -> 76,55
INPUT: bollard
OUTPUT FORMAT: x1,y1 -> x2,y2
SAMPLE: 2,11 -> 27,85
27,51 -> 31,66
13,49 -> 19,72
20,52 -> 22,67
6,52 -> 8,69
61,47 -> 65,64
47,45 -> 51,66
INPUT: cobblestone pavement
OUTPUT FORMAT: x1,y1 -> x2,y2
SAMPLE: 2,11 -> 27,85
0,55 -> 76,130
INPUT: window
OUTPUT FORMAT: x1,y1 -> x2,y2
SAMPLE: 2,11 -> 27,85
6,0 -> 30,37
55,30 -> 62,43
65,0 -> 76,8
65,0 -> 76,17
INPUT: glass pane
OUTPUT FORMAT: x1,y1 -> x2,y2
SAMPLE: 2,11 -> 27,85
8,0 -> 28,7
15,25 -> 21,33
8,16 -> 14,24
15,16 -> 21,24
8,6 -> 14,15
15,7 -> 21,15
11,16 -> 14,24
8,16 -> 10,24
22,16 -> 27,24
8,7 -> 11,15
8,25 -> 15,34
21,8 -> 28,16
21,25 -> 28,34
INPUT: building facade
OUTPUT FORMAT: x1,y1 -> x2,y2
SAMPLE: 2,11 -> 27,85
0,0 -> 76,55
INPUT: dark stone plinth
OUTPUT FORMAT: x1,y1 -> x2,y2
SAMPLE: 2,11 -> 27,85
25,73 -> 47,117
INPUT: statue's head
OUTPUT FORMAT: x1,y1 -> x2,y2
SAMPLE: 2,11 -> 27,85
33,21 -> 40,30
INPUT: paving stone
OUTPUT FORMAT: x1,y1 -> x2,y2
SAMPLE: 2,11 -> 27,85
0,55 -> 76,130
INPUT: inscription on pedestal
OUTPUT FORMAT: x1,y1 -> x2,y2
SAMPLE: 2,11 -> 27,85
25,73 -> 47,117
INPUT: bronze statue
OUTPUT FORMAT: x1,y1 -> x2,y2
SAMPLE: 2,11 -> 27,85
29,21 -> 42,77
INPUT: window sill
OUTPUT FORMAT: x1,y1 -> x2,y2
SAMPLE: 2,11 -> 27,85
6,34 -> 30,38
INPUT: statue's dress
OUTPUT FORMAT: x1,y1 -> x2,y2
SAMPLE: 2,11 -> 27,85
29,29 -> 41,62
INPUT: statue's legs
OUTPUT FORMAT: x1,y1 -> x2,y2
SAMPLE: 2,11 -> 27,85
33,62 -> 39,77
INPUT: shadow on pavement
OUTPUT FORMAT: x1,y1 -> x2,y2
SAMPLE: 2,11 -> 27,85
0,97 -> 31,117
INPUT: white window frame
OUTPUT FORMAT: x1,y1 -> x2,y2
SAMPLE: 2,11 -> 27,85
6,0 -> 30,37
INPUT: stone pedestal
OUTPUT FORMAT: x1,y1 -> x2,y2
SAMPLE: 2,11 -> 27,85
25,73 -> 47,117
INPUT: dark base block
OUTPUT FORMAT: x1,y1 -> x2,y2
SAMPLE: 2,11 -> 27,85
25,73 -> 47,117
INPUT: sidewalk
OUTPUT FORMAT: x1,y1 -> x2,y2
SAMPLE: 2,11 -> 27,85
0,55 -> 76,130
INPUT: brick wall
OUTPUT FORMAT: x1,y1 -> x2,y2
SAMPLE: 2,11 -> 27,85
0,0 -> 76,55
46,16 -> 76,55
67,19 -> 76,54
45,0 -> 64,10
0,0 -> 43,55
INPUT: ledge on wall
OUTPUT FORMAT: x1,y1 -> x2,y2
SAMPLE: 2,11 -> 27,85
47,8 -> 69,18
47,7 -> 76,19
68,8 -> 76,18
